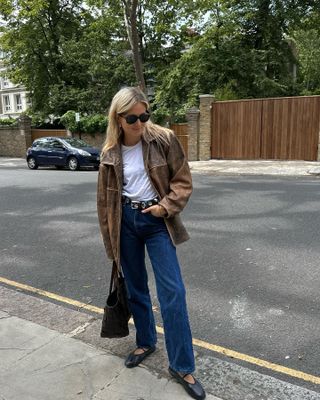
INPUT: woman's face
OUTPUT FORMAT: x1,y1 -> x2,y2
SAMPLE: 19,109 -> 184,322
119,102 -> 148,146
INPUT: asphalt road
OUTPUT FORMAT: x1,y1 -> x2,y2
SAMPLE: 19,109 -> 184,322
0,158 -> 319,395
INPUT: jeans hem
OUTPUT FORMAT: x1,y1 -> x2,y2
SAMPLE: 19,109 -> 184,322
169,365 -> 195,375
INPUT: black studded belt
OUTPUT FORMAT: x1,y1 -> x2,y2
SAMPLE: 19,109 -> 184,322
121,195 -> 159,210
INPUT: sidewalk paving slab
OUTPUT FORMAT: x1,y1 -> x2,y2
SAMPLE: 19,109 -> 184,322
189,160 -> 320,176
0,304 -> 220,400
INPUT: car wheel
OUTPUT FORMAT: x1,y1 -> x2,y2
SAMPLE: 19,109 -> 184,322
55,165 -> 64,170
68,156 -> 80,171
94,165 -> 99,171
27,157 -> 38,170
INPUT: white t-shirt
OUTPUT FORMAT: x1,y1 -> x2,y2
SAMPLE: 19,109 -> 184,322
121,141 -> 158,200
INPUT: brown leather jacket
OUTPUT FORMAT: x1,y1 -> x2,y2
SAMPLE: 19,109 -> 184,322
97,130 -> 192,267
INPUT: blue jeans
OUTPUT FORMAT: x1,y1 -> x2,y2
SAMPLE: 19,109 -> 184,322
120,203 -> 195,374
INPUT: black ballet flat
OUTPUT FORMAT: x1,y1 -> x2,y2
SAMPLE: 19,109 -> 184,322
168,367 -> 206,400
125,346 -> 156,368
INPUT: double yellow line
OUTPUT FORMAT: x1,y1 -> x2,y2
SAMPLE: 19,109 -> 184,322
0,276 -> 319,385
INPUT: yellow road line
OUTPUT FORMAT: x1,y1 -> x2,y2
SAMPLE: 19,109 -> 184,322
0,276 -> 319,385
192,338 -> 320,385
0,276 -> 103,314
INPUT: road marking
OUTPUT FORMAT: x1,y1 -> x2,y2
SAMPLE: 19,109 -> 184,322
0,276 -> 319,385
66,321 -> 94,338
0,163 -> 20,167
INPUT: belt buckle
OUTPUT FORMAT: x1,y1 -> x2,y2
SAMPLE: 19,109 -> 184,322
131,200 -> 140,209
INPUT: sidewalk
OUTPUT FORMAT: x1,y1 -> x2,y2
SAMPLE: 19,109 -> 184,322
0,285 -> 220,400
189,159 -> 320,176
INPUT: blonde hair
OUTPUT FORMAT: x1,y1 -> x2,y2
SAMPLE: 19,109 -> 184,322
101,86 -> 170,155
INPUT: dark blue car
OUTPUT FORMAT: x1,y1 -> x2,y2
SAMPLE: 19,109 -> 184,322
26,137 -> 100,171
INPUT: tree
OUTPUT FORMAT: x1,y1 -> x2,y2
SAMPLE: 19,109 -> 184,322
121,0 -> 146,92
294,28 -> 320,94
0,0 -> 135,116
153,0 -> 320,121
3,0 -> 319,122
98,0 -> 204,95
1,0 -> 92,115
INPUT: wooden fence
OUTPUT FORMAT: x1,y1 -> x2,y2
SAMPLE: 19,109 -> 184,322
211,96 -> 320,161
170,123 -> 188,157
31,129 -> 67,142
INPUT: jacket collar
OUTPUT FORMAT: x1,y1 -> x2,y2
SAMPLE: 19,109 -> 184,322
100,132 -> 155,166
100,142 -> 121,166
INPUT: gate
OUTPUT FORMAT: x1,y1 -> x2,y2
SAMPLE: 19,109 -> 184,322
211,96 -> 320,160
31,129 -> 68,142
170,123 -> 188,157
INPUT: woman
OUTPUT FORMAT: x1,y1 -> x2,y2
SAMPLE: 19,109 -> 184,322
97,86 -> 205,400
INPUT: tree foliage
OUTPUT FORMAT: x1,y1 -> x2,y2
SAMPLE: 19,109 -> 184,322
60,110 -> 107,134
0,0 -> 135,117
1,0 -> 320,122
154,0 -> 319,120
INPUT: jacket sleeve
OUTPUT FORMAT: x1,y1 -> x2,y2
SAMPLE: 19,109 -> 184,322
97,165 -> 114,260
159,132 -> 193,218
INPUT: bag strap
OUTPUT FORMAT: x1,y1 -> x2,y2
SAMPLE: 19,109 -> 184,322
109,261 -> 117,294
109,261 -> 124,294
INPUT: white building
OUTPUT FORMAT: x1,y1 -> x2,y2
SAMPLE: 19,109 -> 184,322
0,49 -> 29,119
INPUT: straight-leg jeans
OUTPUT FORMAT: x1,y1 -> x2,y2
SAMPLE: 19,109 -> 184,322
120,203 -> 195,374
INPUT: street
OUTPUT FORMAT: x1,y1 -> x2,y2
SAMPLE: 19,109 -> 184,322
0,158 -> 319,399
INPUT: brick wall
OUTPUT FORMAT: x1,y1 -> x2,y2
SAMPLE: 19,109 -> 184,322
186,107 -> 199,161
0,126 -> 26,157
72,132 -> 106,150
186,95 -> 213,161
0,115 -> 32,158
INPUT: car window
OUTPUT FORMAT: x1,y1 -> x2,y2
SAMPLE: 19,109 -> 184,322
62,138 -> 88,148
33,139 -> 50,148
50,140 -> 64,148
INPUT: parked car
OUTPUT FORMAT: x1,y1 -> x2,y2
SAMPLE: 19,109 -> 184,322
26,137 -> 100,171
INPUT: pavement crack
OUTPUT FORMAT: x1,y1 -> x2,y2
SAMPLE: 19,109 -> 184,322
31,362 -> 52,373
104,365 -> 126,388
34,354 -> 101,375
93,365 -> 127,398
7,335 -> 58,369
0,347 -> 31,351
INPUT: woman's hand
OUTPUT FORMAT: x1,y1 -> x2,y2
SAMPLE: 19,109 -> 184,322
141,204 -> 167,218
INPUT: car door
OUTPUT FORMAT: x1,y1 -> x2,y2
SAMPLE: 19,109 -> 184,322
36,138 -> 52,165
49,140 -> 67,166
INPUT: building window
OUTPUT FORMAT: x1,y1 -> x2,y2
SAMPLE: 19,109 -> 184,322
3,76 -> 10,87
3,95 -> 11,111
15,94 -> 23,111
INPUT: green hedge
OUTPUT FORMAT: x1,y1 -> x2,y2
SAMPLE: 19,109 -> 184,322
60,111 -> 108,134
0,118 -> 18,126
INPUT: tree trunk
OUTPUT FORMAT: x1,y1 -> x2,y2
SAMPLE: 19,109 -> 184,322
122,0 -> 147,94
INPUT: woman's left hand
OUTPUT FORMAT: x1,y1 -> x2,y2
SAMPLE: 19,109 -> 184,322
142,205 -> 167,218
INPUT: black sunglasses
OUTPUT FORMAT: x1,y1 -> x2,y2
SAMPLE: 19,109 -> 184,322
120,111 -> 150,125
